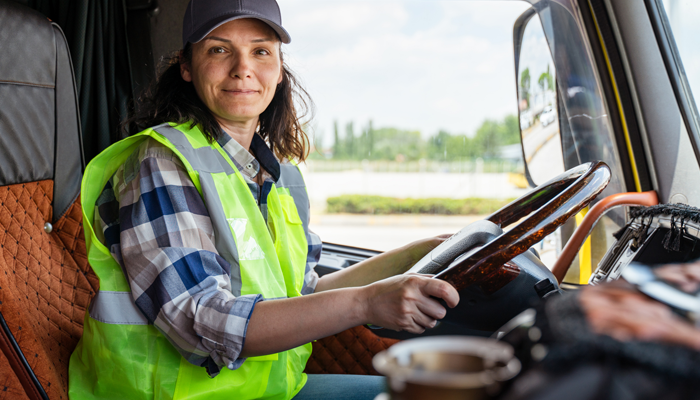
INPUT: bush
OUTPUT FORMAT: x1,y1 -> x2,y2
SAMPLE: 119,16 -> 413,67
326,195 -> 513,215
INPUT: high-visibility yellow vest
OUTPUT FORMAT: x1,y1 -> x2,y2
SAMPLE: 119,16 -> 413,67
69,122 -> 312,400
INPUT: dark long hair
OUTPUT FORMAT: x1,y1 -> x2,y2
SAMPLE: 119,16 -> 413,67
121,43 -> 313,162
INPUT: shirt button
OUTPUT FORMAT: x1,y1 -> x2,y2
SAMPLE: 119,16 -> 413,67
246,164 -> 254,169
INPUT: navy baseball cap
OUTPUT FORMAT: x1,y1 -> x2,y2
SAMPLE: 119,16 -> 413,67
182,0 -> 291,48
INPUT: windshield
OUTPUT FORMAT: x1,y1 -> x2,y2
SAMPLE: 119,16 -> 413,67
281,0 -> 532,252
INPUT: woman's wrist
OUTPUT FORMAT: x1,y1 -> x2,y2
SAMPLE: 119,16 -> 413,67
349,285 -> 372,326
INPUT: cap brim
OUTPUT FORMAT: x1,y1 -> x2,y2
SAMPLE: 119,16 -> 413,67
186,14 -> 291,47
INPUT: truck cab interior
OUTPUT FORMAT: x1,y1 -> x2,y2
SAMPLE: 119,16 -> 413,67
1,0 -> 699,399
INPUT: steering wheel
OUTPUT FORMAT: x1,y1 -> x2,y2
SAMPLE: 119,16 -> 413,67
405,161 -> 611,331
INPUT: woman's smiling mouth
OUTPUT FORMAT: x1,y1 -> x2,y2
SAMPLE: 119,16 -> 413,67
223,89 -> 259,95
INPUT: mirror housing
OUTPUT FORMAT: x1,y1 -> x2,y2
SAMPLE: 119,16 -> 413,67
513,8 -> 538,188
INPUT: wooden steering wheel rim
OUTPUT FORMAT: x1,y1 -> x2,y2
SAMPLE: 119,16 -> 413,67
435,161 -> 611,291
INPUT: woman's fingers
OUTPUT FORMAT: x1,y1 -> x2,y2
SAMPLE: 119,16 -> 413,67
415,296 -> 446,322
410,278 -> 457,330
410,315 -> 433,332
420,278 -> 460,309
406,301 -> 440,332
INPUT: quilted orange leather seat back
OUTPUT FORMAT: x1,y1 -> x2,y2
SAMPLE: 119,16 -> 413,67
0,182 -> 98,400
305,326 -> 399,375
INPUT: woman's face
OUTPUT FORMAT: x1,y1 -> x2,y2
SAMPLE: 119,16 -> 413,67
181,19 -> 283,127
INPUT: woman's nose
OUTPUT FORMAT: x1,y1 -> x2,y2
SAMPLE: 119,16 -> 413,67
230,55 -> 252,79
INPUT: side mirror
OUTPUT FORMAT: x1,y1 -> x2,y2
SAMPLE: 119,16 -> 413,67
513,8 -> 565,187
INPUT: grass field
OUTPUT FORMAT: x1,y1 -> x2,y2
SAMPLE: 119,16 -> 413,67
326,195 -> 513,215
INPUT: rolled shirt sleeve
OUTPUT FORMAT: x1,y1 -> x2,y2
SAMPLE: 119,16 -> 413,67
97,139 -> 261,377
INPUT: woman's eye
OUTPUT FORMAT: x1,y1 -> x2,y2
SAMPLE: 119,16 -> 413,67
210,47 -> 226,54
256,49 -> 270,56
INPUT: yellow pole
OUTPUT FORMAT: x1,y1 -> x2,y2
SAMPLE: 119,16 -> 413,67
575,207 -> 592,284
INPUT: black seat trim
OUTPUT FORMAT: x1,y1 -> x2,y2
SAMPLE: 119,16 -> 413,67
0,311 -> 49,400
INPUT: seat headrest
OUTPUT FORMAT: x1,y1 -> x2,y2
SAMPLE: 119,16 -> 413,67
0,1 -> 84,222
0,1 -> 56,87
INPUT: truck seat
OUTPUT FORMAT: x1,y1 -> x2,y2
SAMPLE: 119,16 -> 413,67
0,2 -> 97,399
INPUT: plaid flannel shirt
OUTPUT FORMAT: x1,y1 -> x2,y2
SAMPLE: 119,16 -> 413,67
93,131 -> 322,376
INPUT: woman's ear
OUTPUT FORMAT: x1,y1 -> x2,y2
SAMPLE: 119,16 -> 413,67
277,67 -> 284,84
180,51 -> 192,82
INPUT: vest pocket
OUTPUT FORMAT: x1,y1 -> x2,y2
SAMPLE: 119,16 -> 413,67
279,195 -> 302,225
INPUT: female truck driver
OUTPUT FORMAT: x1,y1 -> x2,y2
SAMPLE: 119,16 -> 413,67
69,1 -> 459,399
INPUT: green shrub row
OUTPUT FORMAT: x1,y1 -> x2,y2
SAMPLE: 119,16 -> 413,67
326,195 -> 513,215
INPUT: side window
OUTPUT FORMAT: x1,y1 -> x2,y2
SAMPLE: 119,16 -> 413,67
281,0 -> 531,251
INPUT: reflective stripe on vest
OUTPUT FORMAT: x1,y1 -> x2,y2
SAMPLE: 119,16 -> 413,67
88,291 -> 149,325
70,122 -> 312,400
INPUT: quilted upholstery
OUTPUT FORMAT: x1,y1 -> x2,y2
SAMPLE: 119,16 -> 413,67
0,349 -> 29,400
304,326 -> 399,375
0,181 -> 97,400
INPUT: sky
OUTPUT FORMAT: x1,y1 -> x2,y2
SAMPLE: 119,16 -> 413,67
277,0 -> 532,146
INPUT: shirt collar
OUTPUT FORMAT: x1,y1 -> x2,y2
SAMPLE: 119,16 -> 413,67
216,133 -> 281,182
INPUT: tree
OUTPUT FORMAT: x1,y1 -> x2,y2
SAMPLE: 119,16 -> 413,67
344,122 -> 355,159
328,115 -> 521,161
371,127 -> 423,161
473,119 -> 501,158
368,120 -> 375,158
501,115 -> 521,144
520,67 -> 531,108
538,65 -> 555,107
332,120 -> 341,158
537,72 -> 547,97
428,130 -> 473,161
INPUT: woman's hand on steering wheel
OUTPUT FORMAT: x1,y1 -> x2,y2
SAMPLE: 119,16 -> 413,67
360,275 -> 459,334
